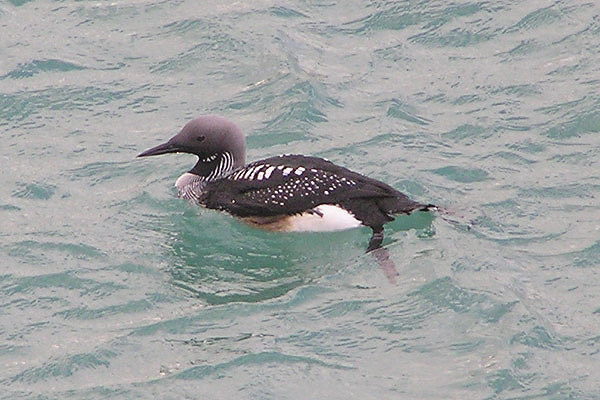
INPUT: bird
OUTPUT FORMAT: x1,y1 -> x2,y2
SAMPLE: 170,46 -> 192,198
138,115 -> 435,252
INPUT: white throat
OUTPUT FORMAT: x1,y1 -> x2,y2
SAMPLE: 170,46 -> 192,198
175,172 -> 206,202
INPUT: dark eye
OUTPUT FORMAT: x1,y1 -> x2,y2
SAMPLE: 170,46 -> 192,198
196,135 -> 205,142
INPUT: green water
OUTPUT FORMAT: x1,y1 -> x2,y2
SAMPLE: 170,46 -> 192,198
2,1 -> 600,399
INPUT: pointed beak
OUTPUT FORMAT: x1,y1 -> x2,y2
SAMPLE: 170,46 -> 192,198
137,140 -> 182,157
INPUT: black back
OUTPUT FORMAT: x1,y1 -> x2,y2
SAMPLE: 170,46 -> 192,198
199,155 -> 427,228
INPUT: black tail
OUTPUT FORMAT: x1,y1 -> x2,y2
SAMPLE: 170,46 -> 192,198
415,203 -> 437,212
367,198 -> 436,253
366,200 -> 436,284
376,194 -> 436,216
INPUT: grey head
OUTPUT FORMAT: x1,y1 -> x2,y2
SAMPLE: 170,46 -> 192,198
138,115 -> 246,180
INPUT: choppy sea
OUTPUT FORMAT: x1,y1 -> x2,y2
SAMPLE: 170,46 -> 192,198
2,1 -> 600,399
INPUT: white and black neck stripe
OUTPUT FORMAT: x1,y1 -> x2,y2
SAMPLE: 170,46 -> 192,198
206,151 -> 235,181
176,151 -> 236,202
188,151 -> 236,183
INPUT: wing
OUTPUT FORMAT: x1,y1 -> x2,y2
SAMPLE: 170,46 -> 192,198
201,155 -> 412,218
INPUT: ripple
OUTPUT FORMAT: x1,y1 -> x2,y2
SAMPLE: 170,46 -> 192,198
5,241 -> 105,265
518,183 -> 600,200
548,149 -> 597,166
8,349 -> 117,383
0,86 -> 133,122
170,351 -> 351,380
506,140 -> 546,154
2,59 -> 85,79
163,210 -> 362,304
343,2 -> 487,35
55,298 -> 154,320
545,110 -> 600,139
150,34 -> 248,74
480,151 -> 535,165
441,124 -> 492,144
369,296 -> 437,334
565,240 -> 600,268
67,160 -> 143,186
535,94 -> 600,138
233,78 -> 342,147
491,84 -> 541,97
504,5 -> 563,33
7,0 -> 33,6
410,26 -> 497,48
0,204 -> 21,211
384,98 -> 431,125
160,18 -> 217,36
510,325 -> 563,349
317,299 -> 379,318
486,368 -> 526,395
2,271 -> 123,296
410,277 -> 515,323
497,39 -> 543,61
431,165 -> 489,183
268,6 -> 308,19
11,183 -> 56,200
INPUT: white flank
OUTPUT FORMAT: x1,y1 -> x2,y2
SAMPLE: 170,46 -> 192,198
287,204 -> 362,232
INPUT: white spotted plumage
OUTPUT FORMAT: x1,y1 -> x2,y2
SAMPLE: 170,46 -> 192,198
264,166 -> 275,179
242,167 -> 255,180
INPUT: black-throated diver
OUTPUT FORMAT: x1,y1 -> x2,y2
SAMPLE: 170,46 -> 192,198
138,115 -> 435,252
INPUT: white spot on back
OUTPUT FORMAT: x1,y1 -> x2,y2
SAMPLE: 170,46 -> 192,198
295,167 -> 305,175
233,170 -> 244,180
243,167 -> 255,180
264,166 -> 275,179
283,167 -> 293,176
249,164 -> 264,179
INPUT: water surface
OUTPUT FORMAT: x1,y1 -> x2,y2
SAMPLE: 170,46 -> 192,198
1,1 -> 600,399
